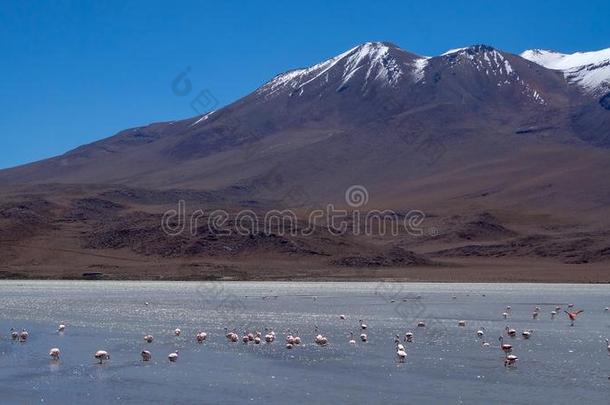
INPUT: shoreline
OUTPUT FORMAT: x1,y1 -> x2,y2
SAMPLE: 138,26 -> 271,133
2,257 -> 609,284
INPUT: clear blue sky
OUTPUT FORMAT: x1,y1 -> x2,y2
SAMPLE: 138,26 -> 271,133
1,0 -> 609,169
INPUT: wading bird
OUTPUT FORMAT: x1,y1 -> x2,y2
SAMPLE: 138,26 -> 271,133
196,332 -> 207,343
504,354 -> 518,367
564,310 -> 584,326
168,350 -> 178,362
141,350 -> 151,361
314,327 -> 328,346
396,344 -> 407,363
498,336 -> 512,354
94,350 -> 110,364
225,328 -> 239,342
264,331 -> 274,343
49,348 -> 60,360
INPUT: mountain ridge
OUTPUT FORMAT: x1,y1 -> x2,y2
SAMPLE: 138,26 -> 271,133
1,41 -> 610,280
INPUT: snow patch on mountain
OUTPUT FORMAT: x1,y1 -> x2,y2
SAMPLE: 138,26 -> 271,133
412,58 -> 429,82
521,48 -> 610,94
521,48 -> 610,70
190,111 -> 216,127
257,42 -> 418,98
443,46 -> 546,104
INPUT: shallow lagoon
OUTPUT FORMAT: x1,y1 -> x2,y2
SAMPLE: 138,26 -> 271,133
0,281 -> 608,404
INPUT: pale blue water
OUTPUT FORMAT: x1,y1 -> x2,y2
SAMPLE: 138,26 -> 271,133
0,281 -> 608,404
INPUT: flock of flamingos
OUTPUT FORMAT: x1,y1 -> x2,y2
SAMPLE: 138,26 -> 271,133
5,302 -> 610,369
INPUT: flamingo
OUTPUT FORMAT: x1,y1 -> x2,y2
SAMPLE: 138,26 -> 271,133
58,324 -> 66,333
482,341 -> 491,347
247,332 -> 254,342
564,310 -> 584,326
605,338 -> 610,354
286,342 -> 294,349
314,326 -> 328,346
242,334 -> 249,344
498,336 -> 512,354
458,320 -> 466,327
254,336 -> 261,344
94,350 -> 110,364
10,328 -> 18,341
396,344 -> 407,363
502,312 -> 509,319
476,328 -> 485,338
360,333 -> 368,342
359,320 -> 367,330
339,314 -> 346,320
49,348 -> 60,361
532,311 -> 539,320
315,334 -> 328,346
293,331 -> 301,345
551,311 -> 557,319
567,304 -> 574,309
19,329 -> 28,342
141,350 -> 152,361
505,326 -> 516,337
417,321 -> 426,327
405,332 -> 413,342
521,330 -> 532,339
225,328 -> 239,342
504,354 -> 518,367
168,350 -> 179,362
264,331 -> 275,343
174,328 -> 181,337
349,332 -> 356,345
144,334 -> 154,343
196,332 -> 207,343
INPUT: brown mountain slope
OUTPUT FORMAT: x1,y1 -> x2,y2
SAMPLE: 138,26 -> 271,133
1,42 -> 610,281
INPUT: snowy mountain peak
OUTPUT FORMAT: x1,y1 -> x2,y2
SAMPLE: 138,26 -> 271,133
442,44 -> 497,56
256,41 -> 420,98
521,47 -> 610,94
442,45 -> 516,77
